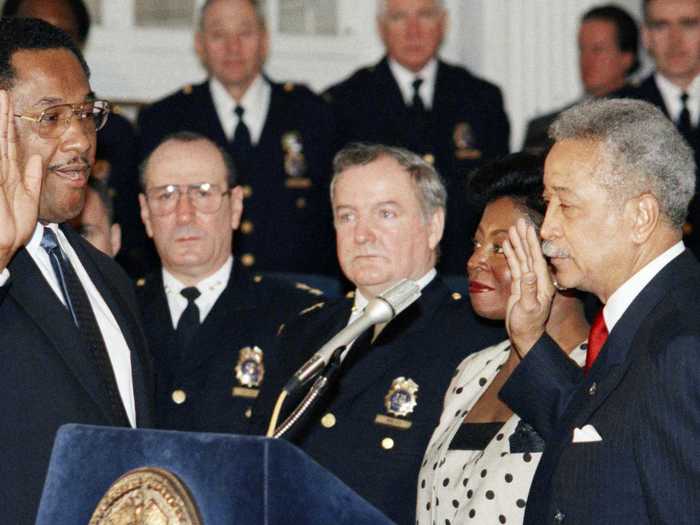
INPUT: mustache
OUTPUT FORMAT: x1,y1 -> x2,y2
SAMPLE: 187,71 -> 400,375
173,225 -> 206,239
541,240 -> 570,258
48,156 -> 91,172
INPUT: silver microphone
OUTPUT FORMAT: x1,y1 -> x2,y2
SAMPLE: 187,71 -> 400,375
283,278 -> 421,393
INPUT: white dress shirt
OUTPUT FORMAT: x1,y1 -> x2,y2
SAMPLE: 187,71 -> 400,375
209,75 -> 271,144
655,73 -> 700,128
25,223 -> 136,427
163,255 -> 233,328
603,241 -> 685,331
388,58 -> 438,110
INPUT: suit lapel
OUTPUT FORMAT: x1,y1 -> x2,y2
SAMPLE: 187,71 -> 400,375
191,81 -> 229,147
374,58 -> 418,145
8,247 -> 116,423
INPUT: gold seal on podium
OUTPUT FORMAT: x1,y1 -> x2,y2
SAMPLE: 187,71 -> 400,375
89,467 -> 202,525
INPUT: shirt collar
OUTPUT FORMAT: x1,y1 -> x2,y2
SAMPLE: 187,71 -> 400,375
387,57 -> 438,109
352,268 -> 437,314
603,241 -> 684,331
654,72 -> 700,125
209,75 -> 270,143
162,255 -> 233,297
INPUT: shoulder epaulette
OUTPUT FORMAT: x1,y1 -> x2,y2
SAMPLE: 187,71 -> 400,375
295,282 -> 323,296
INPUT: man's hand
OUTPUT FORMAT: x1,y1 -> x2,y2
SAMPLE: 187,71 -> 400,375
502,218 -> 555,357
0,90 -> 42,271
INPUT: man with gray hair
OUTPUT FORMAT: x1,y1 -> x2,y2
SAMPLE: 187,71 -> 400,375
253,143 -> 503,524
324,0 -> 510,275
500,98 -> 700,523
138,0 -> 336,276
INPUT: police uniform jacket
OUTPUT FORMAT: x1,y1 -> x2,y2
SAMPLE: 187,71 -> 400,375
137,265 -> 322,435
136,79 -> 337,276
324,57 -> 510,274
252,277 -> 504,525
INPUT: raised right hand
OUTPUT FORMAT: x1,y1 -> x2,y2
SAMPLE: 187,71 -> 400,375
0,90 -> 43,272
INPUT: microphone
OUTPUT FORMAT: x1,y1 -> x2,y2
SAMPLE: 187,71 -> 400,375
283,278 -> 421,393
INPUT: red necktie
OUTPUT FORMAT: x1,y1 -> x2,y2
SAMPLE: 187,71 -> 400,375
584,309 -> 608,374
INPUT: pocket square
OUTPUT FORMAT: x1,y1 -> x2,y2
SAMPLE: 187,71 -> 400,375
572,424 -> 603,443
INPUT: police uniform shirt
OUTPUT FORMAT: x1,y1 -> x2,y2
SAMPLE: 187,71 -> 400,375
388,57 -> 438,109
210,75 -> 270,144
654,72 -> 700,128
25,223 -> 136,427
163,255 -> 232,327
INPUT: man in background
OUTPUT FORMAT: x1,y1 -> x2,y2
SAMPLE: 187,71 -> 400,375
523,4 -> 639,152
69,177 -> 122,257
137,132 -> 320,434
138,0 -> 337,277
324,0 -> 510,275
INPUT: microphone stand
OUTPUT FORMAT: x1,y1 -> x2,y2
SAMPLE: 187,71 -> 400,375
268,345 -> 345,439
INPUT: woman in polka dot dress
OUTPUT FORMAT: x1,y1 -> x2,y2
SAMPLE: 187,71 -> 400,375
416,153 -> 590,525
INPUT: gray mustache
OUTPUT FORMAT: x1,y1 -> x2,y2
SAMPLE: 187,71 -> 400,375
541,240 -> 570,258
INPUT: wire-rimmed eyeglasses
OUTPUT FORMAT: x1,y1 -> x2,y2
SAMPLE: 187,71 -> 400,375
14,100 -> 111,139
144,182 -> 231,216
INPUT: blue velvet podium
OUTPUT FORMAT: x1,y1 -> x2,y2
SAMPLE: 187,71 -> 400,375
36,424 -> 393,524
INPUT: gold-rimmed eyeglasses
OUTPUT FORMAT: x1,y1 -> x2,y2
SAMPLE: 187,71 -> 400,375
14,100 -> 111,139
144,183 -> 231,216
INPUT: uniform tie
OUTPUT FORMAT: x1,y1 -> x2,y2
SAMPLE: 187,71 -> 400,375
231,105 -> 252,177
678,92 -> 692,138
40,227 -> 130,426
584,309 -> 608,374
411,77 -> 425,113
176,286 -> 201,356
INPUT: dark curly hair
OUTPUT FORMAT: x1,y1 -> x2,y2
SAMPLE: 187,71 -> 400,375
467,152 -> 546,227
2,0 -> 91,45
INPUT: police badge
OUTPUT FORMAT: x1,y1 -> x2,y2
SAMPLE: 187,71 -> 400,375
233,346 -> 265,399
282,131 -> 312,188
374,377 -> 419,430
453,121 -> 482,160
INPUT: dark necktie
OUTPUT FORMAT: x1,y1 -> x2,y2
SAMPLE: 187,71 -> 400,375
678,92 -> 693,138
411,77 -> 425,113
231,105 -> 252,177
176,287 -> 201,359
584,309 -> 608,375
40,227 -> 130,426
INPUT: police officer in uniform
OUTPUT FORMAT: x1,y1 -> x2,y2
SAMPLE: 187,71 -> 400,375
137,133 -> 321,433
137,0 -> 336,276
323,0 -> 510,275
252,144 -> 503,524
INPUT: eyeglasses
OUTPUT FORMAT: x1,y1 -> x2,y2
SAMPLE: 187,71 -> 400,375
14,100 -> 111,139
145,182 -> 230,216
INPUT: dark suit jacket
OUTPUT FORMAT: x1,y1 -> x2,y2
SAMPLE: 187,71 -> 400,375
522,101 -> 579,153
253,277 -> 504,525
137,79 -> 337,276
0,224 -> 153,525
137,266 -> 321,434
501,250 -> 700,524
324,57 -> 510,274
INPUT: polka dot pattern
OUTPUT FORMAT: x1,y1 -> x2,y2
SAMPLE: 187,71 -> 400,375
415,340 -> 588,525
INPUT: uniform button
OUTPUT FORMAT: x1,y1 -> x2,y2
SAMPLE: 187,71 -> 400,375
321,413 -> 336,428
242,185 -> 253,198
244,407 -> 253,419
588,382 -> 597,396
240,220 -> 254,234
295,197 -> 307,209
381,437 -> 394,450
241,253 -> 255,267
171,389 -> 186,404
451,292 -> 462,300
422,153 -> 435,165
554,510 -> 565,522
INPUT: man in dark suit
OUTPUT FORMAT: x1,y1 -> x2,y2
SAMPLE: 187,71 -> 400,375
0,18 -> 152,525
253,144 -> 504,524
500,98 -> 700,524
1,0 -> 146,276
137,132 -> 321,434
523,4 -> 640,152
137,0 -> 336,276
614,0 -> 700,253
323,0 -> 510,275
